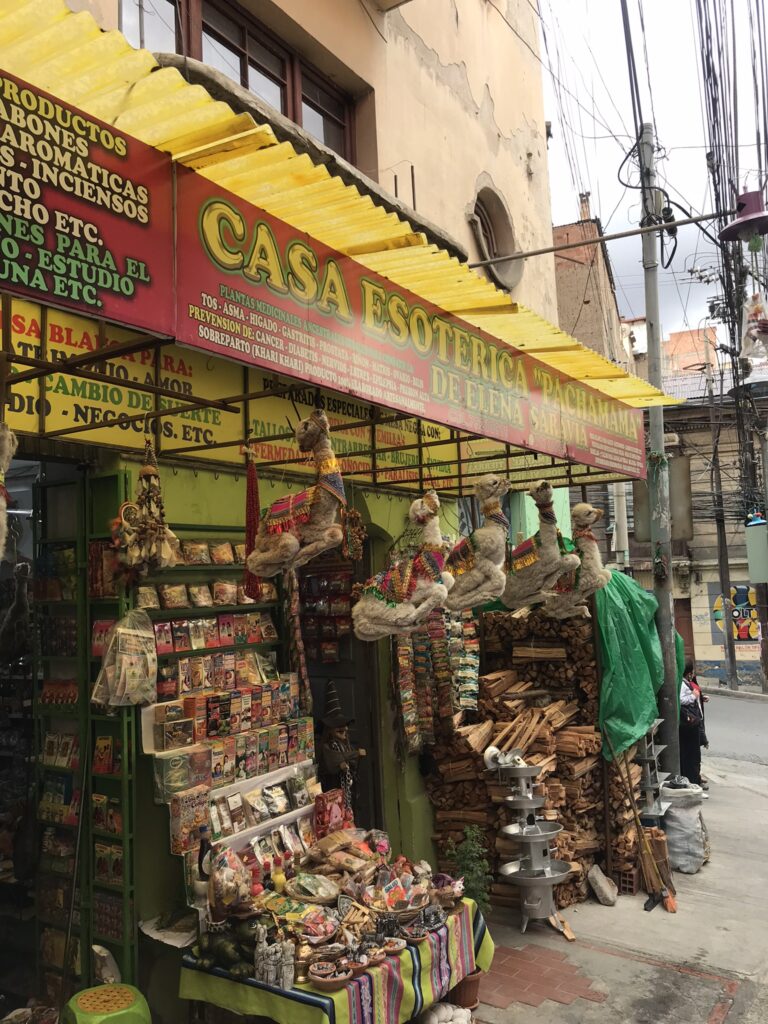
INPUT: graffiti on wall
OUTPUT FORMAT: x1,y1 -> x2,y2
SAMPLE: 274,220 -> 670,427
708,583 -> 762,644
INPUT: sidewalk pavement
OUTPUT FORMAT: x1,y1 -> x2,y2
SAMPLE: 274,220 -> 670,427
476,756 -> 768,1023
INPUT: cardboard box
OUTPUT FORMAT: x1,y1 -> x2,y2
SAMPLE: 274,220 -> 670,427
278,725 -> 288,767
245,732 -> 258,777
205,694 -> 221,738
220,737 -> 236,786
235,735 -> 247,781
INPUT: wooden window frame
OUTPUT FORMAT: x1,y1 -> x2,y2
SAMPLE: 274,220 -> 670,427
178,0 -> 355,162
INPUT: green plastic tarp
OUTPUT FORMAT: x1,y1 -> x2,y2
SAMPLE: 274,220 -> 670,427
595,571 -> 684,759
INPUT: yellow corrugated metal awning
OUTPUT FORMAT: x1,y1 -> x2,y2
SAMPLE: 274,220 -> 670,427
0,0 -> 678,410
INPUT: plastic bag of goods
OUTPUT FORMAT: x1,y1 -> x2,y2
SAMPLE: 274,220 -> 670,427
91,609 -> 158,707
662,783 -> 708,874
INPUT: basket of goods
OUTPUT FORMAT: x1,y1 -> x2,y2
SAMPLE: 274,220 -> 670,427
257,891 -> 339,945
362,879 -> 430,924
285,873 -> 340,906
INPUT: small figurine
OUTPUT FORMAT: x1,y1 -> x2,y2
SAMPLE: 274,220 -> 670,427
264,941 -> 282,987
281,939 -> 295,990
319,681 -> 366,816
254,922 -> 269,983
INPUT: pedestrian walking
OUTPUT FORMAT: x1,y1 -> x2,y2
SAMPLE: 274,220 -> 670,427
679,660 -> 709,794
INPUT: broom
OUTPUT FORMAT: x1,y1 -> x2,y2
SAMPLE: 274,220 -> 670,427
604,732 -> 677,912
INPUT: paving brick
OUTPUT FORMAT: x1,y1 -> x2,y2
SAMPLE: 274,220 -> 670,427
507,949 -> 541,963
557,977 -> 603,997
525,983 -> 579,1005
480,989 -> 514,1009
513,990 -> 547,1007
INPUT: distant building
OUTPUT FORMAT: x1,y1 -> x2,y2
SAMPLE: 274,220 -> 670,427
629,323 -> 716,379
624,364 -> 768,686
553,193 -> 630,367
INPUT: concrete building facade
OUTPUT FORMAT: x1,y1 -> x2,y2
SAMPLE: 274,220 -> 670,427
76,0 -> 559,321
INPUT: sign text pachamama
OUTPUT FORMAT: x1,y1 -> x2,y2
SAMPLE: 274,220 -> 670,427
175,170 -> 645,478
0,71 -> 173,335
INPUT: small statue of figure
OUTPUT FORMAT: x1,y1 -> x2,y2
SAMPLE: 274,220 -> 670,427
253,922 -> 268,983
264,941 -> 282,987
319,680 -> 366,816
281,939 -> 295,989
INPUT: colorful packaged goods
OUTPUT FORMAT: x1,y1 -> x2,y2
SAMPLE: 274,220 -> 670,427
169,785 -> 209,854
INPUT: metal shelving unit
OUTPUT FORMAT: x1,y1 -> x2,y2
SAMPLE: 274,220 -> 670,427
32,475 -> 88,1005
634,718 -> 671,821
85,470 -> 137,985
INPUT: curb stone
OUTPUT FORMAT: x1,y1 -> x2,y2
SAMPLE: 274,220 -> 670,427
700,686 -> 768,702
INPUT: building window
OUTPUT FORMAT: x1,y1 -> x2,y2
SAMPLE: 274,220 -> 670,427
474,199 -> 499,261
119,1 -> 354,161
468,185 -> 523,291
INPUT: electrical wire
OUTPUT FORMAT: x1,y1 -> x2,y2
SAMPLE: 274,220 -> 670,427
356,0 -> 387,43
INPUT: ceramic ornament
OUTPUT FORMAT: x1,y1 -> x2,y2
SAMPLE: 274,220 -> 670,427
0,422 -> 18,562
247,410 -> 349,577
352,491 -> 454,641
444,473 -> 511,611
542,501 -> 612,618
500,480 -> 581,609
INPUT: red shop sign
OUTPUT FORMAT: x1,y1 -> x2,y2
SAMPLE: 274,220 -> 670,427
175,167 -> 645,478
0,70 -> 174,336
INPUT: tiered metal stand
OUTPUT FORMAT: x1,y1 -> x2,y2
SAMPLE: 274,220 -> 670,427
485,745 -> 572,933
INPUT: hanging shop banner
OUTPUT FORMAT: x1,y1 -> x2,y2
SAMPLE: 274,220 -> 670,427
0,71 -> 173,335
5,298 -> 242,461
175,168 -> 646,479
246,370 -> 457,489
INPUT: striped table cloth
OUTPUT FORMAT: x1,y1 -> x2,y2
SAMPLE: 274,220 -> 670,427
179,899 -> 494,1024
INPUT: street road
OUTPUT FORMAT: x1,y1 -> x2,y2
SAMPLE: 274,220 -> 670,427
704,693 -> 768,766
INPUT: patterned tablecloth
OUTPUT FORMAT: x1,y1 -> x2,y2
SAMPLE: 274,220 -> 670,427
179,899 -> 495,1024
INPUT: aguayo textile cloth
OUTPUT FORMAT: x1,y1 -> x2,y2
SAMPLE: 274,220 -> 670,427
179,899 -> 494,1024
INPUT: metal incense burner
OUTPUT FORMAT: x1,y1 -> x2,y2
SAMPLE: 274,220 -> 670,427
484,745 -> 572,932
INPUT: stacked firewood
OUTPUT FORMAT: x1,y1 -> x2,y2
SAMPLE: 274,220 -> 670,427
425,609 -> 613,910
608,749 -> 642,871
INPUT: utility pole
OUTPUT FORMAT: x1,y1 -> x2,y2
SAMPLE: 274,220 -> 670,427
639,122 -> 681,774
612,481 -> 629,571
757,420 -> 768,694
706,366 -> 739,689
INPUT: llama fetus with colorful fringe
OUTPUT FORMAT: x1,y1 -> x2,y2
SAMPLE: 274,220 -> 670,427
247,410 -> 346,578
500,480 -> 581,609
444,474 -> 511,611
542,502 -> 612,618
352,491 -> 453,642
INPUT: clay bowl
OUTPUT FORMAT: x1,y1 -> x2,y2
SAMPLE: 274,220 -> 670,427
308,961 -> 336,979
310,969 -> 353,992
347,960 -> 369,978
383,938 -> 407,955
404,928 -> 429,944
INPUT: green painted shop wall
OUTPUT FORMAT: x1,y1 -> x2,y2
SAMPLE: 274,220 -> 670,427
96,457 -> 575,922
509,487 -> 573,540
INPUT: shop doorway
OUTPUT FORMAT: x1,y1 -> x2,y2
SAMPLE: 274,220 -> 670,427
674,598 -> 695,662
299,546 -> 383,830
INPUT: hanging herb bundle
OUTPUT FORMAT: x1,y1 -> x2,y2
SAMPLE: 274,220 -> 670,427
112,436 -> 179,577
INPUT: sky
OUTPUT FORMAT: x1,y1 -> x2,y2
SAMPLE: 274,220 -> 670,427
539,0 -> 763,357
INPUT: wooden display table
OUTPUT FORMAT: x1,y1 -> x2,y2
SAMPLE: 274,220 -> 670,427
179,899 -> 494,1024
